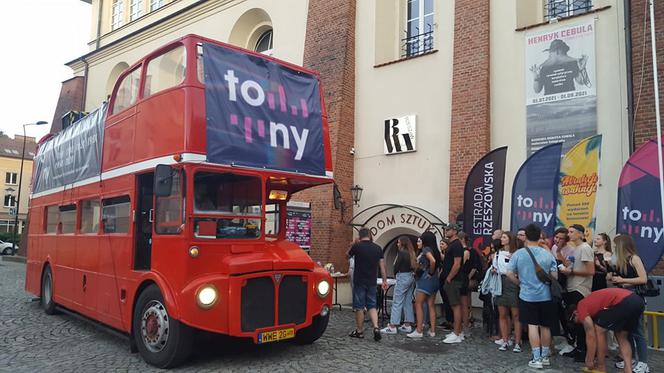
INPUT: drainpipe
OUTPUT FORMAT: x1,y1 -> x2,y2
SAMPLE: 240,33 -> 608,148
624,0 -> 635,153
82,57 -> 89,112
95,0 -> 103,50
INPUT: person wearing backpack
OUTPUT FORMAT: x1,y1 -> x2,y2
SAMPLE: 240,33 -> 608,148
506,224 -> 559,369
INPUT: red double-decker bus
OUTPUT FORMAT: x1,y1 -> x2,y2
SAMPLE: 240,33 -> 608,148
25,34 -> 333,368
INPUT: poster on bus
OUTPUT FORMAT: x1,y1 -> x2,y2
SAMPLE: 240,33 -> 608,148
203,43 -> 326,176
525,22 -> 596,155
286,209 -> 312,250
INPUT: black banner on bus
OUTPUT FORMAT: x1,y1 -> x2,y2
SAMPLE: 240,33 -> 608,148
33,103 -> 106,194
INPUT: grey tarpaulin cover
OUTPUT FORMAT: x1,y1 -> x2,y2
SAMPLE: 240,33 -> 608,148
32,102 -> 106,194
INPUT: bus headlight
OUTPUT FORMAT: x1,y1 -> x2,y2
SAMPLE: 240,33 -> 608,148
196,285 -> 218,309
316,280 -> 330,298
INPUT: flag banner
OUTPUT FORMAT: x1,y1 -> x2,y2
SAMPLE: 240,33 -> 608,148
556,134 -> 602,239
203,43 -> 326,176
511,142 -> 562,238
463,147 -> 508,249
525,22 -> 597,155
616,139 -> 664,272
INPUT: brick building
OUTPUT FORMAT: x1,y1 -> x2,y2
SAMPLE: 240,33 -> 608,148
57,0 -> 662,274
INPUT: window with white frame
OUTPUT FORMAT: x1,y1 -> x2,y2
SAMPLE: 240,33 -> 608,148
0,220 -> 15,233
254,29 -> 274,55
150,0 -> 165,11
112,0 -> 125,30
130,0 -> 143,21
5,172 -> 17,185
545,0 -> 592,21
403,0 -> 434,58
3,195 -> 15,208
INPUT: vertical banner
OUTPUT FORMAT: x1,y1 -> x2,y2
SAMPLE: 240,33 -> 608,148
511,143 -> 562,238
556,135 -> 602,239
525,22 -> 597,155
463,147 -> 508,249
616,139 -> 664,272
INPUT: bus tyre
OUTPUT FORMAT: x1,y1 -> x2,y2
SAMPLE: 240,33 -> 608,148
294,312 -> 329,345
41,265 -> 57,315
132,284 -> 193,368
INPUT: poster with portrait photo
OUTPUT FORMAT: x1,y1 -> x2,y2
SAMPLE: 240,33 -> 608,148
525,22 -> 596,155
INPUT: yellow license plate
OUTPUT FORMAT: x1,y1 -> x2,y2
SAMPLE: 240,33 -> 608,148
258,327 -> 295,344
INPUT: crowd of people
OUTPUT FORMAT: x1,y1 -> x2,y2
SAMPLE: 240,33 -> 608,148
346,223 -> 650,372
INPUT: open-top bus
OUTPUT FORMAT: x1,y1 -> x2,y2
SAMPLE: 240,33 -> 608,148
25,34 -> 334,368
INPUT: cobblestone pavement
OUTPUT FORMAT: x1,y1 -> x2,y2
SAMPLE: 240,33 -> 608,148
2,259 -> 663,372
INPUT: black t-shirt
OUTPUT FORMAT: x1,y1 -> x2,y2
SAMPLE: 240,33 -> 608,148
441,239 -> 464,282
394,250 -> 412,274
349,240 -> 384,287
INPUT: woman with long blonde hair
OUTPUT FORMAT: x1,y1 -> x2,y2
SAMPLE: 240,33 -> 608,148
610,235 -> 649,373
493,231 -> 522,352
380,236 -> 417,334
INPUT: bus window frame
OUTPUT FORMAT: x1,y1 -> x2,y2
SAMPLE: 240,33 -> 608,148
109,65 -> 145,116
101,195 -> 132,235
142,43 -> 187,99
155,167 -> 186,235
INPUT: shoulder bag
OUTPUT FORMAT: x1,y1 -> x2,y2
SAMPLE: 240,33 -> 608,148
524,247 -> 563,303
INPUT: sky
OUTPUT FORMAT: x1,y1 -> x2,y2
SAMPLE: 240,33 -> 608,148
0,0 -> 91,141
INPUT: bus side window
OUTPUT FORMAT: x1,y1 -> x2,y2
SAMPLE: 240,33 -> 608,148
45,205 -> 59,234
156,170 -> 183,234
143,45 -> 186,98
59,204 -> 76,234
80,199 -> 101,234
102,196 -> 131,234
112,67 -> 141,114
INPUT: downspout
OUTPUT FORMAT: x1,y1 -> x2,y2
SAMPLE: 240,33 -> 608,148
95,0 -> 103,50
82,57 -> 89,112
624,0 -> 635,153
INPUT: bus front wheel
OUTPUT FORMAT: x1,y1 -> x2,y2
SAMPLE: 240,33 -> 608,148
41,265 -> 57,315
294,312 -> 329,345
132,284 -> 193,368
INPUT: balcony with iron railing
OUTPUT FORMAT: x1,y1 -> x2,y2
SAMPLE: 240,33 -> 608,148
401,30 -> 434,58
544,0 -> 593,21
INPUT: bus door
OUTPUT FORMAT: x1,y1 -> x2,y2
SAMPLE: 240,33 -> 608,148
135,173 -> 154,270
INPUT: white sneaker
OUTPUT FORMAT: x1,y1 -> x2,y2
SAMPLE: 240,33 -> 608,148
512,343 -> 522,353
498,342 -> 508,351
541,357 -> 550,366
558,344 -> 575,355
443,333 -> 463,344
555,340 -> 571,350
494,338 -> 506,345
427,331 -> 436,337
634,362 -> 650,373
615,360 -> 637,369
406,330 -> 423,338
399,325 -> 413,333
380,326 -> 397,334
528,359 -> 543,369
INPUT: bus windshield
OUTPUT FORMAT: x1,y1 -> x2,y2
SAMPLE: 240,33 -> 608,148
193,172 -> 262,239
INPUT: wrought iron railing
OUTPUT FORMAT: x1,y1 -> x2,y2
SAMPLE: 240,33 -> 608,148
401,30 -> 434,58
545,0 -> 592,21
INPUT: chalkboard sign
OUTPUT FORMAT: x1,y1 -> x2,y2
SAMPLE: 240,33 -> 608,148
286,209 -> 312,249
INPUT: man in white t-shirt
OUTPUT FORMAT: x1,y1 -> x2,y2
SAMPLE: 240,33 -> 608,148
559,224 -> 595,361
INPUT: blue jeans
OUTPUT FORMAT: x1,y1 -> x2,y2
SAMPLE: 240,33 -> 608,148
352,283 -> 377,310
631,312 -> 648,363
390,272 -> 415,325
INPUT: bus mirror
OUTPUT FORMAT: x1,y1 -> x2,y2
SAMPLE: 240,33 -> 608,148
155,164 -> 174,197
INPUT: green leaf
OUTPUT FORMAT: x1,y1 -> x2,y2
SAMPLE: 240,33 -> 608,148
585,135 -> 602,155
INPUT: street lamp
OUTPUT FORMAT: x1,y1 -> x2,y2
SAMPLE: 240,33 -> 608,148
12,121 -> 47,254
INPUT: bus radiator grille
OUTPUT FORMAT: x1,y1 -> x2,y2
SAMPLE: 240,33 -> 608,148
240,276 -> 275,332
278,275 -> 307,325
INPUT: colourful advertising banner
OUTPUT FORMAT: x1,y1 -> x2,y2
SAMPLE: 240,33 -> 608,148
203,43 -> 326,176
616,139 -> 664,272
511,143 -> 562,237
525,22 -> 596,155
556,135 -> 602,239
463,147 -> 508,250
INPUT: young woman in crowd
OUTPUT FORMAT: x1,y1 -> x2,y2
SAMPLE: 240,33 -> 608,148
438,238 -> 453,330
458,232 -> 477,336
493,231 -> 522,352
381,236 -> 417,334
592,232 -> 612,291
610,235 -> 649,373
407,231 -> 442,338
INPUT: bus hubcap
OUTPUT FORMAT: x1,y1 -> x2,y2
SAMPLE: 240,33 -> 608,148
43,273 -> 52,304
141,300 -> 169,352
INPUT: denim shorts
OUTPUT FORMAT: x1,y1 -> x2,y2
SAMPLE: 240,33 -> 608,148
352,283 -> 377,310
415,272 -> 439,296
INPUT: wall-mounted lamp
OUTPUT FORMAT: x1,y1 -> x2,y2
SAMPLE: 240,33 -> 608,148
350,185 -> 363,206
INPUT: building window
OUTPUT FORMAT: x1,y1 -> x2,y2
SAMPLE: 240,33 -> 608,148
254,29 -> 273,55
0,220 -> 15,233
150,0 -> 165,11
3,195 -> 15,208
545,0 -> 592,21
112,0 -> 124,30
130,0 -> 143,21
403,0 -> 434,58
5,172 -> 17,185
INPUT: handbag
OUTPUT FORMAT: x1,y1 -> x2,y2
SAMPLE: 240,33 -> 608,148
524,247 -> 563,303
636,278 -> 660,298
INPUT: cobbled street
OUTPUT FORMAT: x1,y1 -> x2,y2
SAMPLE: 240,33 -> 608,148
2,259 -> 663,372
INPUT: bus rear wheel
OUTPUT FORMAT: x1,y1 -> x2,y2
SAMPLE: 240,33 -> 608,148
132,284 -> 193,368
41,265 -> 57,315
294,312 -> 329,345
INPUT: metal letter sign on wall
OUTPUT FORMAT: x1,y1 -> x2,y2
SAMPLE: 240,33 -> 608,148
384,115 -> 416,155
